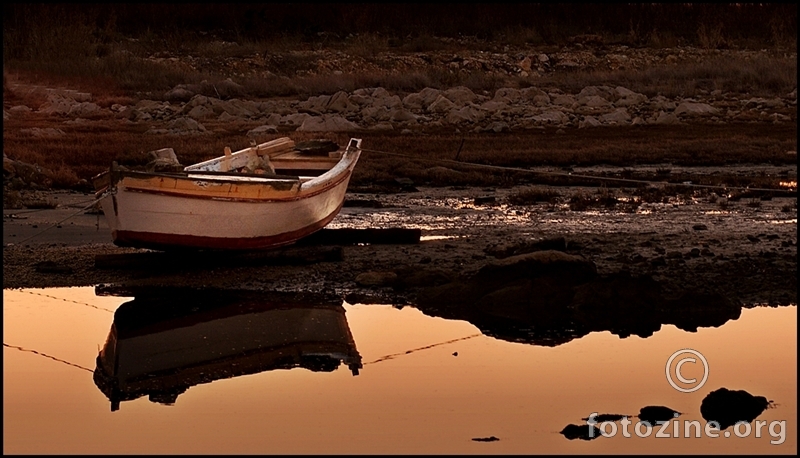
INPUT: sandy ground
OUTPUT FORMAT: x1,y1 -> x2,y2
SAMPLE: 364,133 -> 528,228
3,183 -> 796,307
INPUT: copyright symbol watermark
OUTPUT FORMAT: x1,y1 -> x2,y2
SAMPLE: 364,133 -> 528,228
666,349 -> 709,393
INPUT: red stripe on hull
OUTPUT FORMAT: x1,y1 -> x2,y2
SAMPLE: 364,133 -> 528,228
112,203 -> 344,251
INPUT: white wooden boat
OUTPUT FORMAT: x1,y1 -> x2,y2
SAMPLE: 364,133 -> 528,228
92,137 -> 362,250
92,288 -> 362,411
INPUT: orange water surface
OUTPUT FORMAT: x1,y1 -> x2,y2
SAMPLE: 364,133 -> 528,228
3,287 -> 796,454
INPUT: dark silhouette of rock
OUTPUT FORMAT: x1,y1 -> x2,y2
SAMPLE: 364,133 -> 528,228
471,436 -> 500,442
474,250 -> 596,286
700,388 -> 771,429
638,406 -> 680,426
582,413 -> 630,422
560,424 -> 600,440
662,292 -> 741,332
571,272 -> 664,338
484,237 -> 568,258
414,249 -> 747,348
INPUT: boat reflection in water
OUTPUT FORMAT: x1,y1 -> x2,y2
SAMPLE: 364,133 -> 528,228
93,286 -> 362,411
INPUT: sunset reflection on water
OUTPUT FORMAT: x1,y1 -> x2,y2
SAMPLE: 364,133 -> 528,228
3,287 -> 796,454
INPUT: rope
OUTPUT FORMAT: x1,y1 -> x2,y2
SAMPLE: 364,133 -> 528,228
3,343 -> 94,373
360,147 -> 798,195
10,192 -> 109,246
3,197 -> 101,216
363,333 -> 482,365
18,290 -> 114,313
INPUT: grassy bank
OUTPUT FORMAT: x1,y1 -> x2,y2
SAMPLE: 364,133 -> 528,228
3,5 -> 797,99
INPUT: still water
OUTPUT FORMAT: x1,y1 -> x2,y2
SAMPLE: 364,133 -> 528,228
3,287 -> 796,454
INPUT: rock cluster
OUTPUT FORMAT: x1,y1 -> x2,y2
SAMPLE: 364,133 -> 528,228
5,79 -> 796,136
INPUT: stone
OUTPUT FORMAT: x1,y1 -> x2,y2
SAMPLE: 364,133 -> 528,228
700,388 -> 770,430
355,271 -> 398,287
297,115 -> 360,132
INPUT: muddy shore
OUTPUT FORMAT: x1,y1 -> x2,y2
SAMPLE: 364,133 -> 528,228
3,183 -> 796,310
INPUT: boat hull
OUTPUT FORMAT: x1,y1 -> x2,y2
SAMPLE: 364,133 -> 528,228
96,140 -> 360,251
100,175 -> 349,250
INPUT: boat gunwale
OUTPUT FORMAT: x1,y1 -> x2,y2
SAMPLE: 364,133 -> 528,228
116,168 -> 352,203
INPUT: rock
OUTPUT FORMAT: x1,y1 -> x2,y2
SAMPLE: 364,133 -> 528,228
355,271 -> 398,287
530,110 -> 569,125
693,224 -> 708,231
578,85 -> 617,102
163,117 -> 207,135
518,56 -> 532,72
472,436 -> 500,442
582,413 -> 630,422
281,113 -> 312,126
484,237 -> 567,259
482,121 -> 510,133
38,94 -> 78,115
473,250 -> 597,288
700,388 -> 770,430
164,86 -> 195,102
615,86 -> 647,103
480,100 -> 508,112
662,291 -> 740,332
147,147 -> 179,163
600,108 -> 631,124
493,87 -> 522,104
560,424 -> 600,441
578,95 -> 612,108
653,111 -> 681,125
9,105 -> 32,115
389,108 -> 417,122
247,125 -> 279,137
215,78 -> 245,98
186,104 -> 215,120
674,102 -> 720,116
442,86 -> 479,106
551,94 -> 576,107
570,273 -> 665,339
297,115 -> 360,132
300,94 -> 331,113
403,88 -> 441,110
327,91 -> 357,113
579,116 -> 602,128
520,87 -> 550,106
446,106 -> 484,124
427,95 -> 456,113
638,406 -> 680,426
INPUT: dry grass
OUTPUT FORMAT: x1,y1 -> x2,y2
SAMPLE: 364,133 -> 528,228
2,6 -> 797,194
3,5 -> 796,100
3,113 -> 795,192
